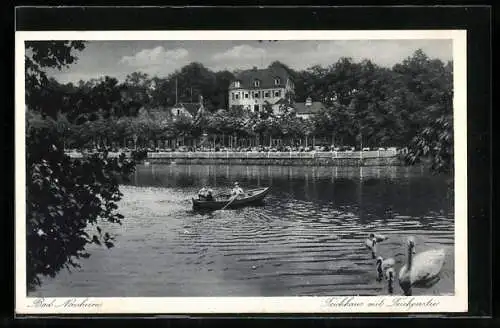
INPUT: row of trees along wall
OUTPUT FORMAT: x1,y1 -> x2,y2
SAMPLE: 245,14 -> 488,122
29,49 -> 452,163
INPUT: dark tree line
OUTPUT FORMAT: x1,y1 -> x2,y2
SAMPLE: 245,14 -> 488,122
32,63 -> 236,122
30,49 -> 452,167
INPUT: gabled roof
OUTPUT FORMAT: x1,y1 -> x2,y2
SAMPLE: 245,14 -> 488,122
172,102 -> 202,117
293,102 -> 326,115
231,64 -> 291,90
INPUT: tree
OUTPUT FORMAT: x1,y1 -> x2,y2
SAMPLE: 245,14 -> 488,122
312,108 -> 339,146
394,50 -> 454,173
177,62 -> 217,106
172,114 -> 195,146
405,114 -> 453,173
212,70 -> 235,110
268,60 -> 296,76
25,41 -> 85,118
122,72 -> 154,110
86,76 -> 122,118
25,41 -> 135,290
277,112 -> 304,145
260,101 -> 274,120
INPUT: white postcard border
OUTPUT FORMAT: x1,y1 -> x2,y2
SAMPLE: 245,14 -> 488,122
15,29 -> 468,314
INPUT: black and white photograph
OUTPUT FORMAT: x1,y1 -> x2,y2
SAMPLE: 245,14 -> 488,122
15,30 -> 467,314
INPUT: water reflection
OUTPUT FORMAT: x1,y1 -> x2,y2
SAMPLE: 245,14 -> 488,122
31,164 -> 454,297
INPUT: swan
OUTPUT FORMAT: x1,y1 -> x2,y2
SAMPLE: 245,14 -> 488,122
376,256 -> 396,281
385,267 -> 396,294
365,237 -> 377,259
398,237 -> 446,296
369,233 -> 388,242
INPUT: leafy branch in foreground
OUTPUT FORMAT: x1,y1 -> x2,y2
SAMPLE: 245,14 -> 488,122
26,115 -> 135,289
25,41 -> 136,290
405,114 -> 453,174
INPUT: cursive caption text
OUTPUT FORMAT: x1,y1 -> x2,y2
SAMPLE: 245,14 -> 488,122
323,296 -> 440,310
28,297 -> 103,309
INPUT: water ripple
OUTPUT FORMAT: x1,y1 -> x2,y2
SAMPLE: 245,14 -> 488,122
31,165 -> 455,298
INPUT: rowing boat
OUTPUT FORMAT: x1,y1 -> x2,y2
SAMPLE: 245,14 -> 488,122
192,187 -> 271,210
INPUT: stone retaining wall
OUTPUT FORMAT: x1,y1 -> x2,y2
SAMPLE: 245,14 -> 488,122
146,156 -> 403,166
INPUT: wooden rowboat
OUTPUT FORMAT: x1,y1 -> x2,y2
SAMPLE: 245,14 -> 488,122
192,187 -> 271,210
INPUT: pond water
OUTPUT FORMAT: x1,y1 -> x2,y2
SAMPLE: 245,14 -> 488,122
31,164 -> 455,297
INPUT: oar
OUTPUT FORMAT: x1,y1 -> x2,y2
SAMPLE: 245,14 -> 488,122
220,194 -> 237,210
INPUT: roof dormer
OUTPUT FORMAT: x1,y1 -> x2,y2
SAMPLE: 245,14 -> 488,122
253,79 -> 261,87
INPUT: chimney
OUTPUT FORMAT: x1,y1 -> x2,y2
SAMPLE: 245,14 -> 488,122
306,97 -> 312,106
252,66 -> 258,71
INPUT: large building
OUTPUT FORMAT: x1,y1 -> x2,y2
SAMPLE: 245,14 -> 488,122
228,64 -> 295,113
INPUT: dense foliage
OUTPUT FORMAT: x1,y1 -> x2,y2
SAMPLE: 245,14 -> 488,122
25,42 -> 135,290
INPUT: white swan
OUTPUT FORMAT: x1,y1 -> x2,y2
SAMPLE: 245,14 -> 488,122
376,256 -> 396,281
365,237 -> 377,259
398,237 -> 446,296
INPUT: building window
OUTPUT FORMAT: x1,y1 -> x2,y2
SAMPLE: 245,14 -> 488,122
254,91 -> 260,98
254,79 -> 260,87
234,81 -> 240,88
254,105 -> 260,112
264,91 -> 270,98
245,93 -> 249,99
231,93 -> 235,100
274,90 -> 281,97
235,93 -> 239,100
177,109 -> 180,116
274,77 -> 280,85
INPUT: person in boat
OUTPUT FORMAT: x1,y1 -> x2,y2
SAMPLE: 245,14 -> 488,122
231,182 -> 244,198
198,187 -> 208,200
198,186 -> 214,201
205,187 -> 214,201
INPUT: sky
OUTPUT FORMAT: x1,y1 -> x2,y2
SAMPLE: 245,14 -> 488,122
43,40 -> 453,84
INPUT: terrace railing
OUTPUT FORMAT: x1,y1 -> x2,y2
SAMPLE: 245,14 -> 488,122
66,150 -> 398,159
146,150 -> 398,159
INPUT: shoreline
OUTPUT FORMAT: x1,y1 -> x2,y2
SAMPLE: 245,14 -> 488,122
145,150 -> 404,166
144,156 -> 404,167
67,150 -> 408,167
